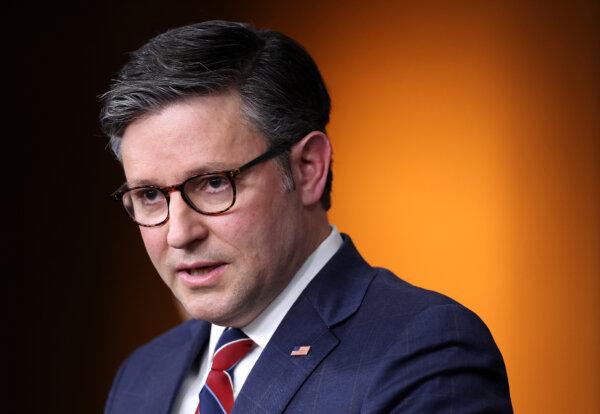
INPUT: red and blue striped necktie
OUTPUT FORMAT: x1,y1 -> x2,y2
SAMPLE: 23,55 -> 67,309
196,328 -> 254,414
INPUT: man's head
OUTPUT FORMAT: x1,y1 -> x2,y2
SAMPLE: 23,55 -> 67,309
101,21 -> 333,327
101,20 -> 332,209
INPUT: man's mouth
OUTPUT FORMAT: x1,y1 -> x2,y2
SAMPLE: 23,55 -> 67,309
176,262 -> 228,288
186,264 -> 222,276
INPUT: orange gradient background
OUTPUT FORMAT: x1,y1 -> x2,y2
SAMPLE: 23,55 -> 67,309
247,1 -> 599,413
16,1 -> 599,412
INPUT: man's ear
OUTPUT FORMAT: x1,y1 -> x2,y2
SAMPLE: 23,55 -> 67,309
290,131 -> 332,207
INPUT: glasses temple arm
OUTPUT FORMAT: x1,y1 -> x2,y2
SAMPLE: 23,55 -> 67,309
237,142 -> 293,173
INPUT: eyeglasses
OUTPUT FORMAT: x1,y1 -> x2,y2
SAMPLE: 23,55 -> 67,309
112,142 -> 293,227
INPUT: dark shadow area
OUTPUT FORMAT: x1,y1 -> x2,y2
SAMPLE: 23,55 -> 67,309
15,1 -> 260,412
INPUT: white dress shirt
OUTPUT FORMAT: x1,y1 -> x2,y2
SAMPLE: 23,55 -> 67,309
171,226 -> 343,414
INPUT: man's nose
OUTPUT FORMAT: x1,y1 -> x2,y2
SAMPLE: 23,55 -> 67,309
166,192 -> 209,249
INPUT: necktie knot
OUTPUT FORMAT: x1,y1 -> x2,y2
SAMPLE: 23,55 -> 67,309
211,328 -> 254,371
197,328 -> 254,414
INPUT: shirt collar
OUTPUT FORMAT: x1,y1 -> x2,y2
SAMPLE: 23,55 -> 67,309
242,225 -> 343,348
208,226 -> 343,350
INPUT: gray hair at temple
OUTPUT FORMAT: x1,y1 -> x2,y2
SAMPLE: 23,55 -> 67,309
99,20 -> 333,210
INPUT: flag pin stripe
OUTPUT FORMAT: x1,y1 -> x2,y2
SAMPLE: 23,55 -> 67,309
290,345 -> 311,356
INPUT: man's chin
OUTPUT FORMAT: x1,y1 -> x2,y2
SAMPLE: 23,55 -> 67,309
179,298 -> 234,325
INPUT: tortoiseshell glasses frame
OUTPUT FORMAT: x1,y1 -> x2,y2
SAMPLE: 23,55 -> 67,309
111,141 -> 293,227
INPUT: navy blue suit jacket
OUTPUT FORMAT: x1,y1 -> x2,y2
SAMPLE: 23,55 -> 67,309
105,236 -> 512,413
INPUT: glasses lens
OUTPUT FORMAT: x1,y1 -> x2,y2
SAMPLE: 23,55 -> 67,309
122,188 -> 168,226
184,174 -> 235,214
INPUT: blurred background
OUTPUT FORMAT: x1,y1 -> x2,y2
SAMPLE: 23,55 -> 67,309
16,0 -> 598,412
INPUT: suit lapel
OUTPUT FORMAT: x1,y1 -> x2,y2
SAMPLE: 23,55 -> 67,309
141,320 -> 211,413
234,236 -> 376,413
233,296 -> 338,413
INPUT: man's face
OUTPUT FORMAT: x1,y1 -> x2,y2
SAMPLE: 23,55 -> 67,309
120,93 -> 309,327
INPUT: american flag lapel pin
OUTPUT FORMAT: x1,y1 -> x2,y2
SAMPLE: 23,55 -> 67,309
290,345 -> 311,356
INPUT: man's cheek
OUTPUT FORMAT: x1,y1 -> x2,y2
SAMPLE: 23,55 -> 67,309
140,229 -> 167,263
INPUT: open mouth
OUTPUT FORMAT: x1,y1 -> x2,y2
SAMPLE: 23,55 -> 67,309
176,262 -> 228,288
186,264 -> 222,276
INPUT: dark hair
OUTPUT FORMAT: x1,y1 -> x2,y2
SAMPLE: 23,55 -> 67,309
100,20 -> 332,210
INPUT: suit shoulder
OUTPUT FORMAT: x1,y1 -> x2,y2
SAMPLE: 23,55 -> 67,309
361,267 -> 496,340
353,269 -> 512,411
368,267 -> 461,309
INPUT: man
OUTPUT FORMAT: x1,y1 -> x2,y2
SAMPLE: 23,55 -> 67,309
101,20 -> 512,413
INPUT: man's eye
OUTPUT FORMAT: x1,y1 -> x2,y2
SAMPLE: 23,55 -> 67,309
201,176 -> 230,193
144,189 -> 158,199
134,188 -> 162,204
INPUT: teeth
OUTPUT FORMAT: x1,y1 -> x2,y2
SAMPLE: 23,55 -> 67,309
188,265 -> 218,276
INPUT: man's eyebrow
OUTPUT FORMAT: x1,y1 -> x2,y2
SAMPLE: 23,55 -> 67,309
117,179 -> 155,190
183,162 -> 234,177
121,162 -> 236,189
